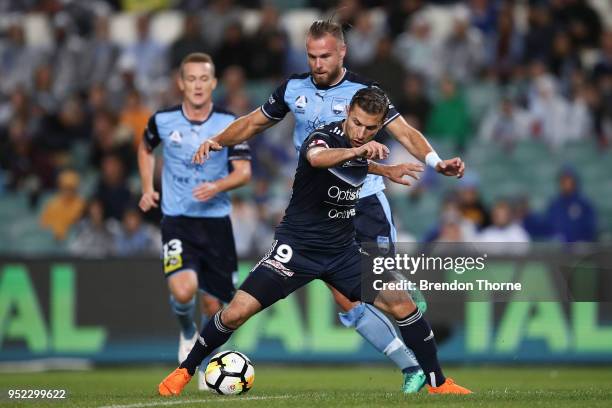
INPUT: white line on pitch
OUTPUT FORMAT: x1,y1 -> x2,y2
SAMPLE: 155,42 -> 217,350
98,395 -> 292,408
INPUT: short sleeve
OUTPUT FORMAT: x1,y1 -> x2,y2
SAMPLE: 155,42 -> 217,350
143,115 -> 161,149
383,100 -> 400,126
304,131 -> 332,153
260,79 -> 290,121
228,141 -> 251,161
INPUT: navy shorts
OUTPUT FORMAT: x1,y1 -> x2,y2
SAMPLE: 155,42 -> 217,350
355,191 -> 396,255
239,237 -> 367,309
161,215 -> 237,303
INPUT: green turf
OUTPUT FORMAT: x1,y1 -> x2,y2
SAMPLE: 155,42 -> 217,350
0,366 -> 611,407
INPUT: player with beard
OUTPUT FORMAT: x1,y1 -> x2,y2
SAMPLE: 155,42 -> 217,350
160,87 -> 471,396
192,20 -> 465,393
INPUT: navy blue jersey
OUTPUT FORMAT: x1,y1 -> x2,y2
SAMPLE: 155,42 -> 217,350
275,121 -> 368,252
260,70 -> 399,198
144,105 -> 251,217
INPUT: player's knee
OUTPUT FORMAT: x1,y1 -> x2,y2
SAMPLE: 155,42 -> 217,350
172,286 -> 197,304
220,305 -> 251,329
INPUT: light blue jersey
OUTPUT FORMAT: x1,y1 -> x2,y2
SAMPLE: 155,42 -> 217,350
260,69 -> 399,198
144,105 -> 251,218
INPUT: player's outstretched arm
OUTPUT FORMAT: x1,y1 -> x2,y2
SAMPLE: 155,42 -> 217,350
307,140 -> 389,169
368,161 -> 423,186
192,160 -> 252,202
137,140 -> 160,212
193,109 -> 275,164
386,115 -> 465,178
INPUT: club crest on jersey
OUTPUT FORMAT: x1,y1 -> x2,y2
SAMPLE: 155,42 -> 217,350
169,130 -> 182,147
332,97 -> 347,115
377,236 -> 390,253
295,95 -> 308,113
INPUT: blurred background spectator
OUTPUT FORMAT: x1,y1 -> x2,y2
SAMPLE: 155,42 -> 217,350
1,0 -> 611,258
39,169 -> 85,240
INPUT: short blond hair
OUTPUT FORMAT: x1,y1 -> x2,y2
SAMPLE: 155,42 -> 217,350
179,52 -> 215,77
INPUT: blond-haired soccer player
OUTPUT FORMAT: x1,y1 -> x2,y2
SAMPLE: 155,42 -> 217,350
138,53 -> 251,390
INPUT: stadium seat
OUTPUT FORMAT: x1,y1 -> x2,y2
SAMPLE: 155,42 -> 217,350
268,0 -> 307,12
23,13 -> 53,48
110,13 -> 138,47
280,9 -> 321,50
150,11 -> 184,46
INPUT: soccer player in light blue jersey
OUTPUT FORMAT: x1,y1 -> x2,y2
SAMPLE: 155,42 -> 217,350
193,21 -> 465,393
138,53 -> 251,390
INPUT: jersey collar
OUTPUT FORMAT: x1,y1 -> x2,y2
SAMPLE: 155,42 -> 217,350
181,102 -> 214,125
310,68 -> 347,90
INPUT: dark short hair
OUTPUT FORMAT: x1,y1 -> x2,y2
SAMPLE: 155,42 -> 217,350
307,19 -> 345,43
180,52 -> 215,77
349,87 -> 390,119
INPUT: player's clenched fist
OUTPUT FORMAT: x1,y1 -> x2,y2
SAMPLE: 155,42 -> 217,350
192,139 -> 223,164
353,141 -> 389,160
139,191 -> 160,212
436,157 -> 465,178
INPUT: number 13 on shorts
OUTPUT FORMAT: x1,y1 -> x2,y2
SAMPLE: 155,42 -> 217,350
163,239 -> 184,274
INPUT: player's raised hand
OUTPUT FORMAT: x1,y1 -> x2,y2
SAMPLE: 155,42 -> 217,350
139,191 -> 160,212
193,182 -> 220,202
435,157 -> 465,178
355,141 -> 390,160
192,139 -> 223,164
385,163 -> 424,186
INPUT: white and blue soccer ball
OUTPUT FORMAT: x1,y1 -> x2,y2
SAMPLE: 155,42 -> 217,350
204,350 -> 255,395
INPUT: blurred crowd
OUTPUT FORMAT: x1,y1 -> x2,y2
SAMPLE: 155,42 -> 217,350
0,0 -> 610,257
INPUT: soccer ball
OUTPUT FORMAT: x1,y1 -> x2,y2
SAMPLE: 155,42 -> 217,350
204,350 -> 255,395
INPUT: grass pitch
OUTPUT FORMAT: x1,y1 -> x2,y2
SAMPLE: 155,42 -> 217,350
1,365 -> 611,407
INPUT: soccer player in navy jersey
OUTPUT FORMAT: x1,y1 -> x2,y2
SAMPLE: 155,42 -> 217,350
192,20 -> 465,392
138,53 -> 251,390
160,87 -> 471,395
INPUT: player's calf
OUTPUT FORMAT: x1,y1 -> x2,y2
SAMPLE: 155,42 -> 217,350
374,289 -> 448,389
219,290 -> 262,329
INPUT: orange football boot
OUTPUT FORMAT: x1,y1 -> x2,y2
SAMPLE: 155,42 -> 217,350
427,378 -> 472,394
158,367 -> 192,396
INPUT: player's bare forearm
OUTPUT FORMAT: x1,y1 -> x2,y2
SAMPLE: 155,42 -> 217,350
193,110 -> 275,164
193,160 -> 251,202
308,140 -> 388,168
368,161 -> 423,186
213,109 -> 275,147
307,147 -> 358,168
367,161 -> 387,176
215,160 -> 252,192
386,116 -> 465,177
385,116 -> 434,162
137,141 -> 156,193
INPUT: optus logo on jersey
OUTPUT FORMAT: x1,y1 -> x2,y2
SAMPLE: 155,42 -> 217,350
328,208 -> 356,219
327,185 -> 360,202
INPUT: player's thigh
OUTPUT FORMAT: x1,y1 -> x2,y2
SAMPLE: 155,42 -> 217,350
354,192 -> 396,255
326,283 -> 359,312
196,217 -> 238,304
323,245 -> 364,303
239,239 -> 318,310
